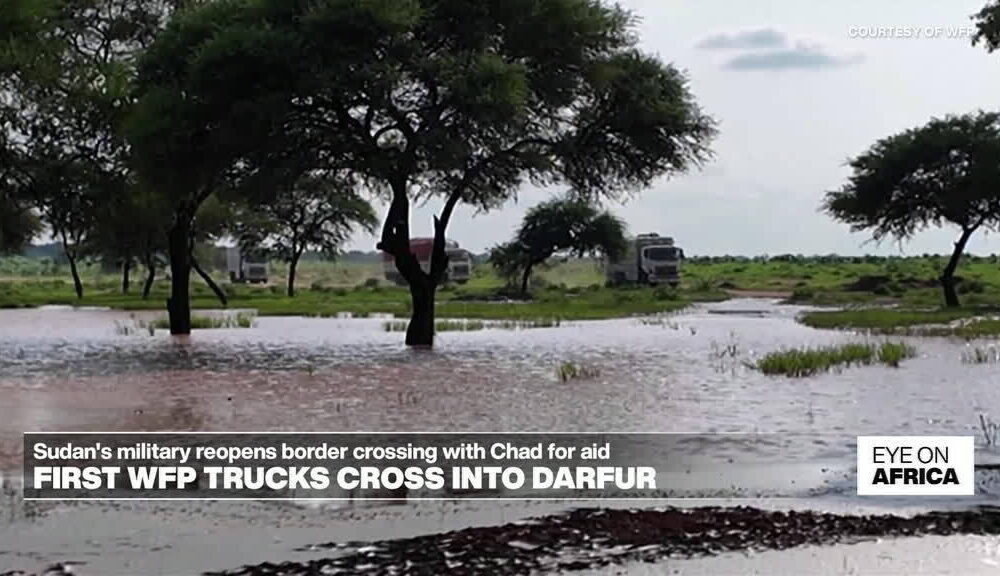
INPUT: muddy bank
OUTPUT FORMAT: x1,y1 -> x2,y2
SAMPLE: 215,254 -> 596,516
207,506 -> 1000,576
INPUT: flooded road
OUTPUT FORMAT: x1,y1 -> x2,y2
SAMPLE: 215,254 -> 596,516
1,300 -> 999,573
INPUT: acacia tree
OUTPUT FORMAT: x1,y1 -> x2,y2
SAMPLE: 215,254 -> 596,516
21,152 -> 99,298
8,0 -> 182,296
490,197 -> 626,295
234,173 -> 377,297
823,112 -> 1000,307
151,0 -> 715,345
128,2 -> 301,333
0,0 -> 52,253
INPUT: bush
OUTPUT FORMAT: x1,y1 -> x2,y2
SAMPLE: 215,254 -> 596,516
787,287 -> 815,302
959,279 -> 985,294
653,286 -> 678,301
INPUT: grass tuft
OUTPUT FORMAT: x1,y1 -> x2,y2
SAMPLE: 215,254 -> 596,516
755,341 -> 915,377
382,317 -> 563,333
557,361 -> 600,383
148,311 -> 257,330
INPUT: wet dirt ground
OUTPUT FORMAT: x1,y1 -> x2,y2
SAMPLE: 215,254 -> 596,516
2,300 -> 1000,574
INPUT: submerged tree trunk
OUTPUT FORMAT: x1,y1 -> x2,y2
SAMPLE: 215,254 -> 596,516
941,227 -> 975,308
377,182 -> 439,347
142,258 -> 156,300
406,276 -> 436,346
192,255 -> 228,306
121,258 -> 131,295
167,219 -> 192,335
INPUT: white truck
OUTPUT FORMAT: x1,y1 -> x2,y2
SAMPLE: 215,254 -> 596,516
226,246 -> 269,284
605,233 -> 684,287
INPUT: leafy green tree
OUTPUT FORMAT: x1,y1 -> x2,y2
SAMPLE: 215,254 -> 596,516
18,152 -> 100,298
823,112 -> 1000,307
234,173 -> 377,297
147,0 -> 715,345
0,0 -> 54,253
128,1 -> 300,333
490,197 -> 626,295
8,0 -> 182,296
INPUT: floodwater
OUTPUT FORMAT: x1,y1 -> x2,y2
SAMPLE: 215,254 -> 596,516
1,300 -> 1000,573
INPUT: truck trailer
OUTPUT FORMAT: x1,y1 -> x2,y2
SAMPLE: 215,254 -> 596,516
382,238 -> 473,285
605,234 -> 684,287
225,247 -> 269,284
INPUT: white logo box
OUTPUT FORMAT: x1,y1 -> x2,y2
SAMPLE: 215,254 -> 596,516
857,436 -> 974,496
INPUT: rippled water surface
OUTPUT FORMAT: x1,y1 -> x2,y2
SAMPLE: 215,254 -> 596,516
1,300 -> 996,479
4,300 -> 1000,573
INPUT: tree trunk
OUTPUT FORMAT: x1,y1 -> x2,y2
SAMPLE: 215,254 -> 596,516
67,253 -> 83,299
287,252 -> 301,297
167,219 -> 192,335
520,263 -> 534,296
941,227 -> 975,308
192,255 -> 228,306
60,234 -> 83,299
405,276 -> 435,347
121,258 -> 131,295
142,259 -> 156,300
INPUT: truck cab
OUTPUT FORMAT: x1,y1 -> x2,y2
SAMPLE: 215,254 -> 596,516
226,247 -> 269,284
606,233 -> 684,287
445,247 -> 472,284
636,235 -> 683,286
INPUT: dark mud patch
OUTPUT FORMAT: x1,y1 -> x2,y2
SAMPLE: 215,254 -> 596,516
207,506 -> 1000,576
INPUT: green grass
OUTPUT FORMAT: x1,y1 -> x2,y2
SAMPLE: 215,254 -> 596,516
0,274 -> 705,322
799,307 -> 1000,339
115,311 -> 257,334
383,319 -> 487,333
755,341 -> 916,377
10,253 -> 1000,322
799,308 -> 986,332
383,317 -> 564,333
556,361 -> 601,382
149,311 -> 257,330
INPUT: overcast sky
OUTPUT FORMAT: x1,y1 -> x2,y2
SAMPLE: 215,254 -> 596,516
349,0 -> 1000,256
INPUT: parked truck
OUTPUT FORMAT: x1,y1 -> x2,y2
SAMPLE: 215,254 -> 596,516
605,233 -> 684,287
382,238 -> 473,285
225,246 -> 269,284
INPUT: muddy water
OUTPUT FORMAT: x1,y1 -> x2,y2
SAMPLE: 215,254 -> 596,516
1,301 -> 994,471
1,300 -> 999,573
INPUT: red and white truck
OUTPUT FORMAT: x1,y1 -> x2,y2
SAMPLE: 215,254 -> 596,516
382,238 -> 473,285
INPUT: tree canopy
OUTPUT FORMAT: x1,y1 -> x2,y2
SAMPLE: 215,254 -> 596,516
823,111 -> 1000,307
233,172 -> 378,297
974,0 -> 1000,51
490,196 -> 626,294
141,0 -> 715,344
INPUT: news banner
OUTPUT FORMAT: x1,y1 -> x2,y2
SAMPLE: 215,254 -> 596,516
22,433 -> 976,499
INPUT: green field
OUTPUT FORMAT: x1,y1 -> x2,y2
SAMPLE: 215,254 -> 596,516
5,254 -> 1000,329
0,256 -> 718,321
